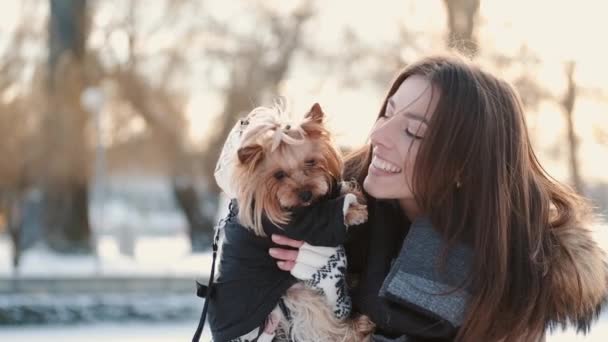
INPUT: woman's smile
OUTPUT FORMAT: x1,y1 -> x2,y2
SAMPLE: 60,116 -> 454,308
369,154 -> 403,175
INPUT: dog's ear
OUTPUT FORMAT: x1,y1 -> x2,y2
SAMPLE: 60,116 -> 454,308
237,144 -> 265,166
305,103 -> 324,124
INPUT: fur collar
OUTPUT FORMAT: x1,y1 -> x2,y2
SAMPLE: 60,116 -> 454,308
547,222 -> 608,332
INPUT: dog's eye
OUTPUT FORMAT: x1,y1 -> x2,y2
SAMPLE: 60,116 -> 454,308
274,170 -> 287,180
305,159 -> 316,167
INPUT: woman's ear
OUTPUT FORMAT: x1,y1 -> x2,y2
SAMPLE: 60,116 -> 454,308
237,144 -> 265,166
305,103 -> 325,124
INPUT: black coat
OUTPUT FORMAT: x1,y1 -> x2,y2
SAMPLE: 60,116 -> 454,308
346,200 -> 473,342
208,187 -> 351,341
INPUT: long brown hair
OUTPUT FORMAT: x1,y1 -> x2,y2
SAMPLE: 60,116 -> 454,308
345,55 -> 593,341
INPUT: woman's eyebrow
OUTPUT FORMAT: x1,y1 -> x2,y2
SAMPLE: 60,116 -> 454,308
401,111 -> 429,124
393,104 -> 429,124
390,98 -> 429,124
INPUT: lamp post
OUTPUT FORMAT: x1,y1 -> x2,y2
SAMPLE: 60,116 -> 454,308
81,86 -> 106,273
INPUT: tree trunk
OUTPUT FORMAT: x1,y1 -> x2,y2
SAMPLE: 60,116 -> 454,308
562,62 -> 583,194
41,0 -> 92,253
111,67 -> 215,251
0,191 -> 22,274
172,180 -> 215,251
161,125 -> 214,252
443,0 -> 481,57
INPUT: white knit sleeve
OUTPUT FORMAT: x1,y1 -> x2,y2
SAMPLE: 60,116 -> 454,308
291,244 -> 352,319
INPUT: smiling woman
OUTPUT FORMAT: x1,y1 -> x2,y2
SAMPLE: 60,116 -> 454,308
271,54 -> 608,342
364,74 -> 437,219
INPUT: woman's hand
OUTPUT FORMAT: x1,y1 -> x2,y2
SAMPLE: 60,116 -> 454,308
269,234 -> 304,271
269,234 -> 352,319
270,234 -> 343,280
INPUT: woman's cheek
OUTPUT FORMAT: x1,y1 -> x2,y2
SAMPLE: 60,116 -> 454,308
401,147 -> 418,195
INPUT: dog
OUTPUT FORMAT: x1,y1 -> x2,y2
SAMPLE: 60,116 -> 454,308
209,102 -> 374,342
233,102 -> 368,236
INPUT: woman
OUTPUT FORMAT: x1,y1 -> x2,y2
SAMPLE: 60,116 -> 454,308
269,55 -> 608,341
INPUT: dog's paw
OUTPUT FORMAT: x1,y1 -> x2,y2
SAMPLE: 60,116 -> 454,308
340,180 -> 366,205
345,202 -> 368,226
353,314 -> 376,338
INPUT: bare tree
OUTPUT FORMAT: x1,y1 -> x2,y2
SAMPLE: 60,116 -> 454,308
0,90 -> 29,270
1,1 -> 51,262
443,0 -> 481,57
191,3 -> 315,249
201,4 -> 315,193
109,64 -> 211,250
0,83 -> 27,271
88,1 -> 315,250
92,0 -> 214,251
40,0 -> 93,253
561,61 -> 583,193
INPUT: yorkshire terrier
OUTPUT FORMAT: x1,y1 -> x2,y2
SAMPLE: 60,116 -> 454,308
234,103 -> 368,236
208,102 -> 373,342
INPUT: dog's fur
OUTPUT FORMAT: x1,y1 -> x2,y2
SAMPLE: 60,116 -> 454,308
231,103 -> 373,341
233,103 -> 367,236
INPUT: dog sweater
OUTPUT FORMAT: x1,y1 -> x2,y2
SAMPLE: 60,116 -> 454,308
208,187 -> 354,341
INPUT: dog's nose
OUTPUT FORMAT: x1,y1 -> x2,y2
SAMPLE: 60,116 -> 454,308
298,191 -> 312,202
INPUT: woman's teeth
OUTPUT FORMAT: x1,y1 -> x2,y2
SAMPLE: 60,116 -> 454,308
372,155 -> 402,173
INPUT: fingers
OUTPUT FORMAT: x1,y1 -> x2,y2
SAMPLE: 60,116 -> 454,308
276,260 -> 295,271
269,235 -> 303,272
269,247 -> 299,262
271,234 -> 304,248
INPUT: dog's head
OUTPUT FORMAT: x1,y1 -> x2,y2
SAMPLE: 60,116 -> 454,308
233,103 -> 343,235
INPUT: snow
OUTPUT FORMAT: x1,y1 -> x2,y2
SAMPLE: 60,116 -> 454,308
0,293 -> 203,324
0,321 -> 212,342
0,317 -> 606,342
0,235 -> 213,278
0,184 -> 224,278
548,311 -> 608,341
0,218 -> 605,340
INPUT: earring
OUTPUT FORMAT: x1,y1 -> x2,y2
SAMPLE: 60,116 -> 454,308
456,180 -> 462,189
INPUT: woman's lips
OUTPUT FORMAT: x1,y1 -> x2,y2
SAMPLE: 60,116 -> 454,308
370,155 -> 402,175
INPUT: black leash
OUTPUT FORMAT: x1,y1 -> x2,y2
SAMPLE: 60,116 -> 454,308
192,200 -> 236,342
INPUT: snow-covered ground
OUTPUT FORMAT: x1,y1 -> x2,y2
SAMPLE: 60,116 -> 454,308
0,221 -> 605,341
2,224 -> 604,278
0,234 -> 212,278
0,191 -> 232,278
0,293 -> 202,324
0,316 -> 606,342
0,321 -> 211,342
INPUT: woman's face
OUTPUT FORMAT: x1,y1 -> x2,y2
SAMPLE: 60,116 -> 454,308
363,75 -> 438,201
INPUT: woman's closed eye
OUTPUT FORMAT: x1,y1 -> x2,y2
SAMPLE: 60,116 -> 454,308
405,125 -> 424,139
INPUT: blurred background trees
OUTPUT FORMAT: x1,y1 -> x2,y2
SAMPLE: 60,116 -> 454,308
0,1 -> 606,339
0,0 -> 606,263
443,0 -> 480,56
